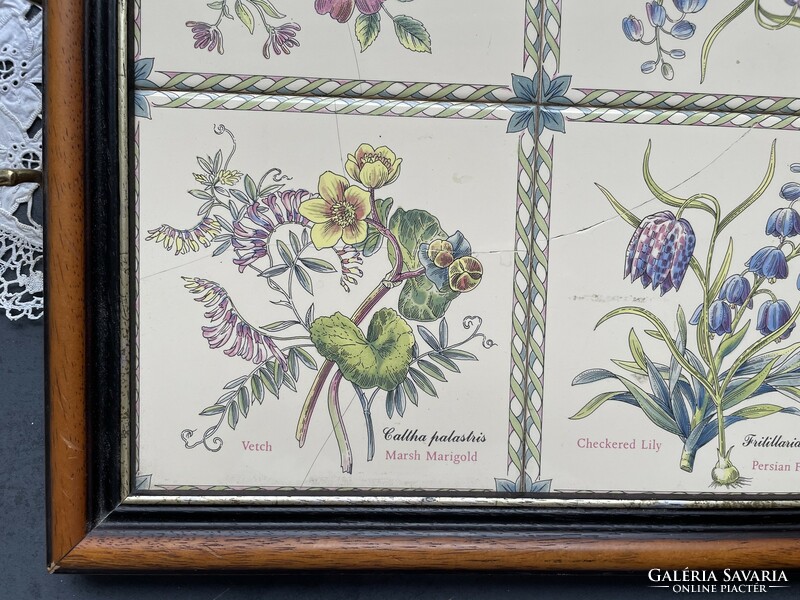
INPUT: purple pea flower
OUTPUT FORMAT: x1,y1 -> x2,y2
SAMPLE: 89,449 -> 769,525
186,21 -> 224,54
708,300 -> 733,336
766,207 -> 800,238
674,0 -> 708,12
781,183 -> 800,201
670,20 -> 696,40
622,15 -> 644,41
263,22 -> 301,59
719,274 -> 753,308
646,2 -> 667,27
757,299 -> 795,340
624,211 -> 696,295
746,247 -> 789,281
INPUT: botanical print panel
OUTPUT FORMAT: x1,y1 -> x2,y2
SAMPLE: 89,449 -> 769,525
134,0 -> 533,102
134,93 -> 534,492
553,0 -> 800,113
539,107 -> 800,494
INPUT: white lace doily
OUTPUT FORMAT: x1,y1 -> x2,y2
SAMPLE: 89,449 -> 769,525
0,0 -> 41,321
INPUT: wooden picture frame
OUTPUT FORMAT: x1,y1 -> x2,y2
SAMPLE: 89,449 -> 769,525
45,0 -> 800,572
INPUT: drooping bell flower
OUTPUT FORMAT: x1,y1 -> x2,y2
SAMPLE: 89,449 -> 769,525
622,15 -> 644,41
746,246 -> 789,282
624,211 -> 696,295
719,274 -> 752,308
673,0 -> 708,12
766,207 -> 800,238
708,300 -> 733,336
757,299 -> 795,341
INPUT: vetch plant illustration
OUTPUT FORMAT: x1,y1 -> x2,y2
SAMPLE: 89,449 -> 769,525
572,142 -> 800,488
186,0 -> 301,59
621,0 -> 798,82
149,126 -> 493,474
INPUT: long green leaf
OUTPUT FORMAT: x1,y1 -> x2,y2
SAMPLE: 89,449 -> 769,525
596,306 -> 715,397
628,328 -> 647,370
617,376 -> 681,436
722,357 -> 779,410
715,320 -> 750,368
729,403 -> 800,420
595,183 -> 640,228
700,0 -> 755,83
642,141 -> 716,217
708,237 -> 733,301
570,391 -> 634,420
719,140 -> 776,232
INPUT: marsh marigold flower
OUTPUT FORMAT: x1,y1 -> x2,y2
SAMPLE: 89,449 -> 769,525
624,211 -> 696,295
346,144 -> 402,189
299,172 -> 371,249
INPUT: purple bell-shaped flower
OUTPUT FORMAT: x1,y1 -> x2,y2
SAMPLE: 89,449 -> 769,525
622,15 -> 644,41
646,2 -> 667,27
624,211 -> 696,295
766,207 -> 800,238
746,247 -> 789,282
757,299 -> 795,341
708,300 -> 733,336
719,274 -> 752,308
673,0 -> 708,12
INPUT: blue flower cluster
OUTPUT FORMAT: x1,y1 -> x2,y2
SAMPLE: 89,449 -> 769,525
688,161 -> 800,339
622,0 -> 708,80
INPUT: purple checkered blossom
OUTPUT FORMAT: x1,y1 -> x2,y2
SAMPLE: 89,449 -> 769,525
624,211 -> 696,295
183,277 -> 288,368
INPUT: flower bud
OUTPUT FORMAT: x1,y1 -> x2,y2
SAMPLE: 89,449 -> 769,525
646,2 -> 667,27
427,239 -> 455,269
673,0 -> 708,13
448,256 -> 483,293
622,15 -> 644,41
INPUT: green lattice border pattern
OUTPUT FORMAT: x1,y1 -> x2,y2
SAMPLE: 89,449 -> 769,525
562,106 -> 800,130
134,92 -> 532,493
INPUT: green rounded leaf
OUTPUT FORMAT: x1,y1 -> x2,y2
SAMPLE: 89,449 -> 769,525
356,12 -> 381,52
310,309 -> 415,391
393,15 -> 431,53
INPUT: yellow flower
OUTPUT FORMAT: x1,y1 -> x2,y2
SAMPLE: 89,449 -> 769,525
299,171 -> 371,249
345,143 -> 402,189
218,170 -> 243,185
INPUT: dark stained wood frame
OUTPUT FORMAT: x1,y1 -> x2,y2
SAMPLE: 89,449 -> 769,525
45,0 -> 800,573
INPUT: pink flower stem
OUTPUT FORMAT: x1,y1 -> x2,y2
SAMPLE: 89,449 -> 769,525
294,192 -> 424,448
